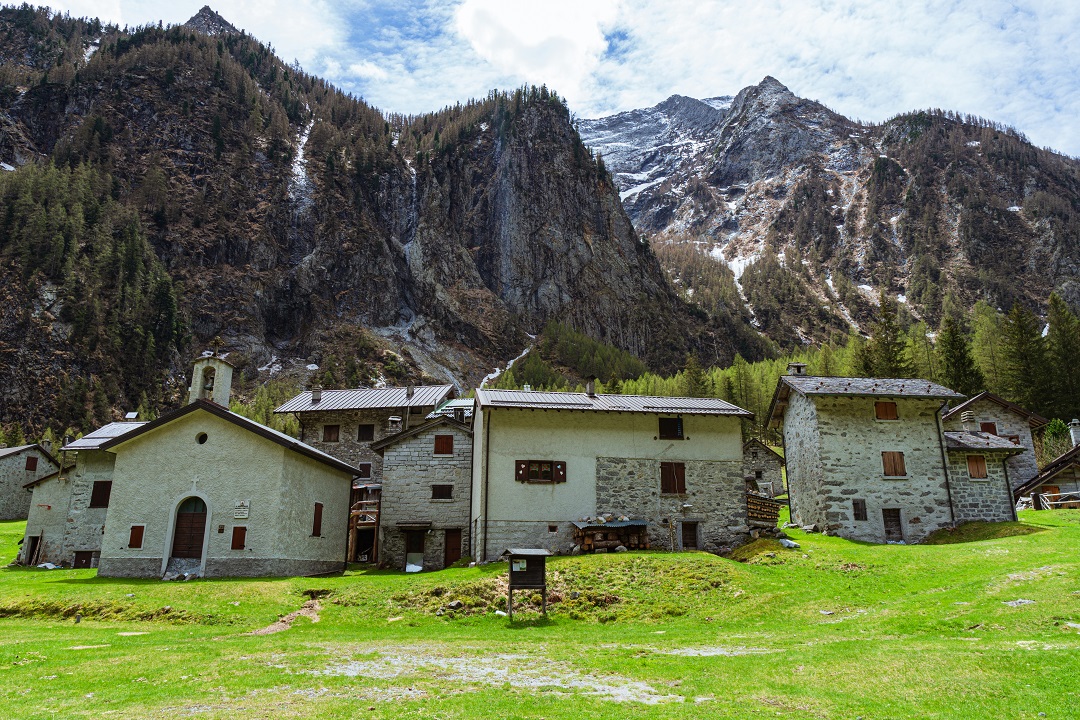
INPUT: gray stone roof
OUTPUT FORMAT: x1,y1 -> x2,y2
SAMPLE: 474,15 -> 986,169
474,389 -> 752,417
0,444 -> 34,460
274,385 -> 454,414
944,431 -> 1025,453
782,376 -> 963,399
942,391 -> 1049,428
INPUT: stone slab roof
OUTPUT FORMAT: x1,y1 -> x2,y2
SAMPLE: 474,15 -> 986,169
942,391 -> 1050,429
1014,444 -> 1080,497
474,389 -> 752,417
944,431 -> 1026,453
274,385 -> 454,414
767,375 -> 962,428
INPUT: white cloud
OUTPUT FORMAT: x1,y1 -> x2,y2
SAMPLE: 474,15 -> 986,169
348,60 -> 388,82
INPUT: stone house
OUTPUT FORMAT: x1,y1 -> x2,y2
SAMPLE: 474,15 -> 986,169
371,416 -> 473,571
943,426 -> 1023,523
767,371 -> 970,543
274,384 -> 455,562
1014,419 -> 1080,509
942,392 -> 1048,489
743,439 -> 784,496
471,386 -> 753,562
20,423 -> 144,568
0,444 -> 57,521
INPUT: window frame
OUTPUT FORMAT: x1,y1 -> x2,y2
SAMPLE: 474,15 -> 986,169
966,455 -> 988,479
322,424 -> 340,443
89,480 -> 113,508
660,461 -> 687,495
853,499 -> 867,521
433,434 -> 454,456
874,401 -> 899,421
514,460 -> 567,483
431,484 -> 454,500
881,451 -> 907,478
658,417 -> 684,440
128,525 -> 145,549
357,424 -> 375,442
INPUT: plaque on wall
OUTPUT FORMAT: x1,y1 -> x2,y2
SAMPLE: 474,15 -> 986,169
234,499 -> 250,519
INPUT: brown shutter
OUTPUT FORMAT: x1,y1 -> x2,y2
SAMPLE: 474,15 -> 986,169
231,526 -> 247,550
979,422 -> 997,435
675,462 -> 686,494
312,502 -> 323,536
25,456 -> 38,471
554,461 -> 566,483
515,460 -> 528,481
434,435 -> 454,455
128,525 -> 144,549
322,425 -> 340,442
875,402 -> 898,420
853,499 -> 867,521
660,462 -> 674,493
89,481 -> 113,508
967,455 -> 988,479
882,452 -> 906,477
357,424 -> 375,441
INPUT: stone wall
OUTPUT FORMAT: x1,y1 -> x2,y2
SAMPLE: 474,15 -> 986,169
58,450 -> 114,564
483,520 -> 575,558
782,392 -> 824,529
0,447 -> 55,520
942,399 -> 1039,489
743,441 -> 784,496
947,450 -> 1016,523
379,422 -> 472,570
298,406 -> 440,481
595,456 -> 747,552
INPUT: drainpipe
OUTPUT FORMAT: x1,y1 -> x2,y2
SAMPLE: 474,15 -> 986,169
936,402 -> 955,526
482,407 -> 492,564
1003,459 -> 1017,522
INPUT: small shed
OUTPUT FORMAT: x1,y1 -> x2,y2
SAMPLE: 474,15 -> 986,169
503,548 -> 552,618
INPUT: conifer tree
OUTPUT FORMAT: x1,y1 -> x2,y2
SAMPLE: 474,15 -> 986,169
971,301 -> 1005,394
999,302 -> 1050,413
1046,293 -> 1080,419
936,311 -> 985,396
682,354 -> 709,398
859,291 -> 913,377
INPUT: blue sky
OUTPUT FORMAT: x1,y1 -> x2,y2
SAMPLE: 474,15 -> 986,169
45,1 -> 1080,155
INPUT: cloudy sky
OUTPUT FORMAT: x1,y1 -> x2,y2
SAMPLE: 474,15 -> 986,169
44,0 -> 1080,155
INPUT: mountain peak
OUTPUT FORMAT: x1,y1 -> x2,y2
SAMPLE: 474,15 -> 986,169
184,6 -> 238,36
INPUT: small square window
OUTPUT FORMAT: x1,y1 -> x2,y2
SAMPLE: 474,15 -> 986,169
434,434 -> 453,455
25,456 -> 38,471
357,424 -> 375,442
658,417 -> 684,440
322,425 -> 340,443
875,401 -> 898,420
356,463 -> 372,479
979,422 -> 998,435
755,470 -> 763,480
89,481 -> 112,508
431,484 -> 453,500
548,525 -> 559,533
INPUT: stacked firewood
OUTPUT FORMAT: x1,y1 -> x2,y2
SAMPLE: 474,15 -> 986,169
573,527 -> 649,552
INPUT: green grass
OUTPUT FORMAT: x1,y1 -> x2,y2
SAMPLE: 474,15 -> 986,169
2,513 -> 1079,719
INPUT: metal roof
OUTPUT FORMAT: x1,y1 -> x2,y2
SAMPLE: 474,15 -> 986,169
781,376 -> 963,399
0,444 -> 34,460
474,389 -> 752,417
944,431 -> 1025,453
571,519 -> 648,529
503,548 -> 553,556
426,397 -> 475,419
274,385 -> 455,413
63,422 -> 147,451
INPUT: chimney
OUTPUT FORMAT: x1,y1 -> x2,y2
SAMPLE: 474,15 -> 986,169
1070,419 -> 1080,448
787,362 -> 807,376
42,439 -> 52,455
311,385 -> 322,403
406,385 -> 415,400
522,384 -> 532,392
961,410 -> 976,433
586,376 -> 596,397
453,408 -> 465,423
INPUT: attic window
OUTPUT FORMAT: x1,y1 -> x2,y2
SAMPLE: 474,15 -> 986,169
89,481 -> 113,508
881,451 -> 907,477
980,422 -> 998,435
658,417 -> 684,440
357,424 -> 375,442
875,401 -> 898,420
967,455 -> 988,479
433,435 -> 454,455
322,425 -> 340,443
25,456 -> 37,471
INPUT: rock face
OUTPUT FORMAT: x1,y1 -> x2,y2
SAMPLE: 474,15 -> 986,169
581,77 -> 1080,344
183,6 -> 239,36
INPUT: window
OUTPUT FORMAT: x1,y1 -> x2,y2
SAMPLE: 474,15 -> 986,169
514,460 -> 567,483
755,470 -> 763,480
312,502 -> 323,536
322,425 -> 340,443
357,463 -> 372,479
357,424 -> 375,442
658,417 -> 684,440
431,484 -> 453,500
853,499 -> 867,521
89,481 -> 113,508
874,401 -> 898,420
751,450 -> 759,459
881,451 -> 907,477
25,456 -> 37,471
196,432 -> 208,444
128,525 -> 144,549
967,455 -> 988,479
1006,435 -> 1021,445
548,524 -> 559,533
231,526 -> 247,550
660,461 -> 687,494
433,434 -> 454,455
979,422 -> 998,435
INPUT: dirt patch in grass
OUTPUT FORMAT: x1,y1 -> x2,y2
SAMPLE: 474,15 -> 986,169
248,599 -> 321,635
924,521 -> 1044,544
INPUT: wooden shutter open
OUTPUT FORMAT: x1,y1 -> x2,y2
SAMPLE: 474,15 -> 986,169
515,460 -> 528,481
89,481 -> 113,508
967,455 -> 988,479
434,434 -> 454,455
554,461 -> 566,483
231,526 -> 247,550
312,502 -> 323,536
128,525 -> 144,549
882,452 -> 906,477
674,462 -> 686,494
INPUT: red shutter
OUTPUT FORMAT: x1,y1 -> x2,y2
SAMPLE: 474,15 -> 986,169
434,435 -> 454,455
128,525 -> 144,549
515,460 -> 528,481
554,461 -> 567,483
231,526 -> 247,550
979,422 -> 997,435
25,456 -> 38,471
312,502 -> 323,536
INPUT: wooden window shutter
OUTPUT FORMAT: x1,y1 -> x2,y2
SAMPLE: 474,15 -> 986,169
882,452 -> 906,477
853,499 -> 867,521
979,422 -> 997,435
357,463 -> 372,479
231,526 -> 247,550
89,481 -> 113,508
875,401 -> 898,420
322,425 -> 340,443
674,462 -> 686,494
658,417 -> 683,439
967,455 -> 988,479
660,462 -> 674,493
25,456 -> 38,471
515,460 -> 528,481
128,525 -> 144,549
312,502 -> 323,536
554,461 -> 567,483
434,435 -> 454,455
357,424 -> 375,442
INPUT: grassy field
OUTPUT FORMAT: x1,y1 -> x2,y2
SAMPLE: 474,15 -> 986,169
2,512 -> 1078,719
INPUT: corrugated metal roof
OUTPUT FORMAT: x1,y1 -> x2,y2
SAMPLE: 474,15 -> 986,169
0,444 -> 34,460
475,389 -> 752,416
426,397 -> 475,419
274,385 -> 454,413
782,376 -> 963,399
571,519 -> 648,529
63,422 -> 147,451
944,431 -> 1025,452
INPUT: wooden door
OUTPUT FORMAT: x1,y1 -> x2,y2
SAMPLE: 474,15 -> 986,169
882,509 -> 903,542
444,529 -> 462,568
172,497 -> 207,559
681,521 -> 698,550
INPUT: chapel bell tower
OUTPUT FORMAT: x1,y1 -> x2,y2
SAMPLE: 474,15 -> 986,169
188,356 -> 234,406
